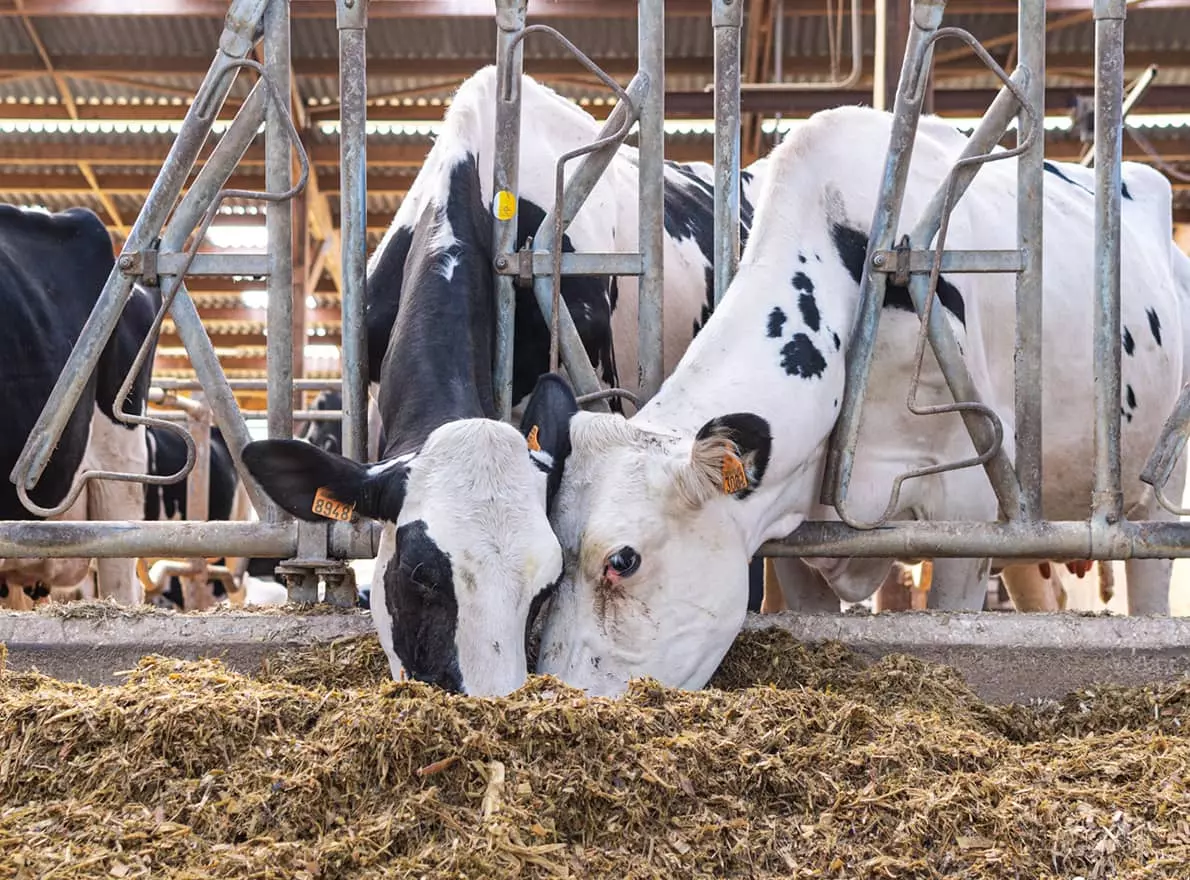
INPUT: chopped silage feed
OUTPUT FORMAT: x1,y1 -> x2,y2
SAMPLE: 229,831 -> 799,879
1,629 -> 1188,879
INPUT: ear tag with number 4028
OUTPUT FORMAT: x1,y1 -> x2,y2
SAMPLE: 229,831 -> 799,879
722,452 -> 749,494
312,486 -> 357,522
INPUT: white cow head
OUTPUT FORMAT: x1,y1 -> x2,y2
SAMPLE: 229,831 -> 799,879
534,407 -> 786,696
242,374 -> 579,696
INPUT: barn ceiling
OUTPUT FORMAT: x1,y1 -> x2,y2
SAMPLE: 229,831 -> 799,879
0,0 -> 1188,401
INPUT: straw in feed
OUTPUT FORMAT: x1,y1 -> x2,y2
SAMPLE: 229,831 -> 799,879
1,627 -> 1188,878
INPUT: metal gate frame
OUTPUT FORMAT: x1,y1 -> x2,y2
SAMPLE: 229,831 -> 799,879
5,0 -> 1190,604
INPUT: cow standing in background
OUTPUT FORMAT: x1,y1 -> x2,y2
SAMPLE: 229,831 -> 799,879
0,204 -> 157,610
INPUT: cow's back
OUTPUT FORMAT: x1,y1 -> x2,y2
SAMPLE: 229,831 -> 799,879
0,205 -> 114,519
781,107 -> 1184,524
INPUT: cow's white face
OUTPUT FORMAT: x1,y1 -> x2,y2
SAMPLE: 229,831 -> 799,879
536,411 -> 777,696
242,374 -> 578,697
368,419 -> 564,696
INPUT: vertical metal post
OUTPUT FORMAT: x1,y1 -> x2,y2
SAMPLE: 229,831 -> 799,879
636,0 -> 665,401
1092,0 -> 1127,524
265,0 -> 294,445
873,0 -> 888,111
338,0 -> 369,463
822,0 -> 947,508
712,0 -> 743,307
1015,0 -> 1046,521
492,0 -> 527,421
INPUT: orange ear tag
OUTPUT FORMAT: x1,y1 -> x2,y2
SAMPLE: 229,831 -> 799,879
311,486 -> 356,522
721,452 -> 749,494
526,425 -> 542,452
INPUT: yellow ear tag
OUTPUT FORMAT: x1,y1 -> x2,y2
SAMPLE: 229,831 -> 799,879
311,486 -> 356,522
721,452 -> 749,494
494,190 -> 517,221
526,425 -> 542,453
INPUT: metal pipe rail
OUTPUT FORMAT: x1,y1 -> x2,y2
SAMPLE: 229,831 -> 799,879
489,0 -> 666,412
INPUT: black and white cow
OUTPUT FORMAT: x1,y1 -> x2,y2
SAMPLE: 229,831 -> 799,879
532,105 -> 1188,695
0,204 -> 157,608
240,67 -> 767,694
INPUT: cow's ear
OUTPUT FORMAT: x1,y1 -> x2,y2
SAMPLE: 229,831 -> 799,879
519,373 -> 579,509
241,439 -> 408,523
676,413 -> 773,506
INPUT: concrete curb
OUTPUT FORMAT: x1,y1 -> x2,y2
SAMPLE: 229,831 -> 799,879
747,611 -> 1190,703
2,608 -> 1188,702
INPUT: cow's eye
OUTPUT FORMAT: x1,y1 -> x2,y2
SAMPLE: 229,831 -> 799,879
605,546 -> 641,577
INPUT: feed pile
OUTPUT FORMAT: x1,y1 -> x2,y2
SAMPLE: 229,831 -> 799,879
1,629 -> 1188,878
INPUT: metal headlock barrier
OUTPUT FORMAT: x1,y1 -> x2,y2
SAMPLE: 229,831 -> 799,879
759,0 -> 1190,565
4,0 -> 1190,612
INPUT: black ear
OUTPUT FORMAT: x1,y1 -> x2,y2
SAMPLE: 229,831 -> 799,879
519,372 -> 579,509
241,439 -> 409,523
692,413 -> 773,499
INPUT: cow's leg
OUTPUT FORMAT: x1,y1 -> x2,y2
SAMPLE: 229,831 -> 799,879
86,418 -> 148,606
873,561 -> 915,612
769,557 -> 843,612
759,558 -> 788,613
924,557 -> 990,611
998,562 -> 1062,612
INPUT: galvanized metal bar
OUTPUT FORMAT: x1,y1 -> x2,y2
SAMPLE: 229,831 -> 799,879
1015,0 -> 1046,521
11,0 -> 265,491
522,73 -> 649,409
820,0 -> 947,509
492,0 -> 527,422
265,0 -> 294,443
149,409 -> 345,422
739,0 -> 863,92
871,248 -> 1026,274
0,521 -> 298,559
337,0 -> 369,463
158,253 -> 271,276
167,286 -> 279,518
1079,63 -> 1159,168
760,519 -> 1190,559
495,252 -> 645,277
636,0 -> 665,402
712,0 -> 742,308
1093,0 -> 1127,525
152,378 -> 342,392
1140,381 -> 1190,516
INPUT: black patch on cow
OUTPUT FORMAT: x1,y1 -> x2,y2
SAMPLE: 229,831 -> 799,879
695,412 -> 773,500
385,519 -> 463,692
1043,160 -> 1094,197
767,307 -> 787,338
798,253 -> 806,264
740,169 -> 754,185
792,272 -> 814,294
512,198 -> 619,407
609,276 -> 619,313
1123,327 -> 1135,356
0,205 -> 158,519
145,426 -> 238,523
1122,407 -> 1134,424
1122,180 -> 1133,200
831,223 -> 966,327
519,372 -> 579,511
1126,384 -> 1137,411
832,331 -> 841,351
781,333 -> 827,380
798,292 -> 821,333
525,571 -> 561,672
1147,308 -> 1162,346
365,224 -> 413,384
666,161 -> 755,339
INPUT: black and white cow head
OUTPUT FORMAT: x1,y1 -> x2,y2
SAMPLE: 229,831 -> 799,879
241,372 -> 579,695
